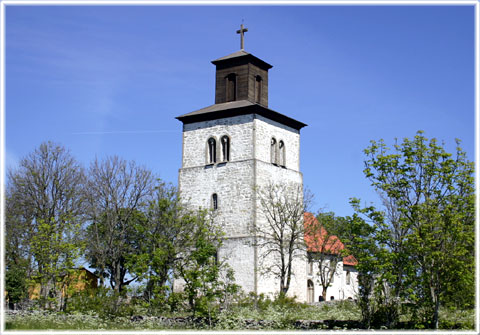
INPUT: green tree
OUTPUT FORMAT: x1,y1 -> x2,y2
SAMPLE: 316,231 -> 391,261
5,184 -> 32,308
346,201 -> 396,328
254,182 -> 311,297
85,156 -> 154,295
126,182 -> 193,310
6,142 -> 86,310
361,131 -> 474,328
175,211 -> 238,320
5,261 -> 28,309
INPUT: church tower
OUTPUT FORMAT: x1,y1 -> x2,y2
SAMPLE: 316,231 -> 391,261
176,26 -> 307,299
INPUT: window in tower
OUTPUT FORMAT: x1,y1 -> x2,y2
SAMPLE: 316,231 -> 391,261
221,135 -> 230,162
255,75 -> 262,104
346,270 -> 351,285
226,73 -> 237,102
207,137 -> 217,164
270,138 -> 277,165
212,193 -> 218,210
279,140 -> 285,167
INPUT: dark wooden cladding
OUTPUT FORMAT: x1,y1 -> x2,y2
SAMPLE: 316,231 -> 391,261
213,53 -> 270,107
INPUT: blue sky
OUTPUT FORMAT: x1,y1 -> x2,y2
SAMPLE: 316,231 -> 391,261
5,4 -> 475,217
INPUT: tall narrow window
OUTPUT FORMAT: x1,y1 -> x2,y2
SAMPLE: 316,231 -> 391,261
279,140 -> 285,167
255,75 -> 262,103
212,193 -> 218,210
346,270 -> 351,285
270,138 -> 277,164
221,136 -> 230,162
226,73 -> 237,102
208,137 -> 216,164
308,260 -> 313,276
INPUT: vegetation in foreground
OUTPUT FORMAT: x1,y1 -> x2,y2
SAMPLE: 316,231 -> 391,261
5,131 -> 475,330
5,298 -> 474,330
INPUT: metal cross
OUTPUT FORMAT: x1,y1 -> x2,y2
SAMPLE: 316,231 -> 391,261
236,24 -> 248,50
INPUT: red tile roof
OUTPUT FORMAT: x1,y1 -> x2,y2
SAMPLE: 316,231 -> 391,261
304,212 -> 357,266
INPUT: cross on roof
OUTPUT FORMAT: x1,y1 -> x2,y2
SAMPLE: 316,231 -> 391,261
236,24 -> 248,50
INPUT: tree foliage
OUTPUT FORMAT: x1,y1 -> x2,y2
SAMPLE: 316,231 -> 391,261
85,156 -> 155,294
6,142 -> 86,310
352,131 -> 474,328
175,210 -> 238,319
255,182 -> 311,296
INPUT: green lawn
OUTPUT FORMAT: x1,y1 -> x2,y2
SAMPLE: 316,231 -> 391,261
5,301 -> 475,331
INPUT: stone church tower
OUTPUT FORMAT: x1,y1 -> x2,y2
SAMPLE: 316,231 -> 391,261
176,29 -> 307,300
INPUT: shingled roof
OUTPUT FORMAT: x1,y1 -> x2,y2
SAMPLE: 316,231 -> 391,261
211,50 -> 273,69
176,100 -> 307,130
304,212 -> 357,266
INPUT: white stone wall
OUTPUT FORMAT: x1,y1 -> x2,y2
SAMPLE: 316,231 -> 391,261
255,246 -> 308,302
306,260 -> 359,302
253,159 -> 305,301
179,161 -> 255,237
178,112 -> 311,300
182,115 -> 254,168
254,115 -> 300,171
218,237 -> 256,294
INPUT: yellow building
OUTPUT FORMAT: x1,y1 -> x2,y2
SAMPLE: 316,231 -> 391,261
28,268 -> 98,300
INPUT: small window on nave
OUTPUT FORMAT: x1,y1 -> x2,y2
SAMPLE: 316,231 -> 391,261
308,259 -> 313,276
212,193 -> 218,210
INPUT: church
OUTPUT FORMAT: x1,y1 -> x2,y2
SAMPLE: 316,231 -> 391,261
175,25 -> 357,303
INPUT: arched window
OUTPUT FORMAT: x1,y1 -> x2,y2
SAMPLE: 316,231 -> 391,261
255,75 -> 262,103
346,270 -> 351,285
279,140 -> 285,167
270,138 -> 277,164
221,135 -> 230,162
207,137 -> 216,164
226,73 -> 237,102
307,280 -> 314,304
330,296 -> 335,301
212,193 -> 218,210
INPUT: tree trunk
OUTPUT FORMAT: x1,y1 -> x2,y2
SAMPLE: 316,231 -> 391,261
322,287 -> 327,301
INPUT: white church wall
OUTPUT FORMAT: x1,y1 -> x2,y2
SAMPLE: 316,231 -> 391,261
178,113 -> 316,302
219,237 -> 256,294
182,115 -> 254,168
342,266 -> 358,300
178,160 -> 255,237
308,261 -> 358,302
253,158 -> 306,301
254,115 -> 300,171
253,242 -> 307,302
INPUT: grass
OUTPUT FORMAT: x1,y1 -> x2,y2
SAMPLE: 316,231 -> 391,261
5,301 -> 475,330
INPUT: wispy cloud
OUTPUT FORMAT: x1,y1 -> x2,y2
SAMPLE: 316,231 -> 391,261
5,149 -> 20,171
72,130 -> 177,135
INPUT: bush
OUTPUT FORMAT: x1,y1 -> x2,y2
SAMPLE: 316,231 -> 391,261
65,287 -> 146,318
